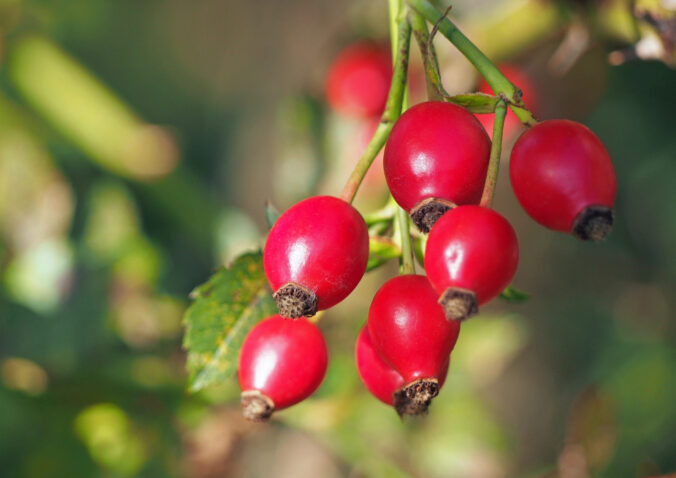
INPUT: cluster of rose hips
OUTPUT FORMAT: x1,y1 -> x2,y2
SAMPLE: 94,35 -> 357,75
237,42 -> 617,421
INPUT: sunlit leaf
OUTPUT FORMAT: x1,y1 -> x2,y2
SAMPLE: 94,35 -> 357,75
74,403 -> 147,476
446,92 -> 499,113
499,285 -> 530,303
3,238 -> 74,314
8,36 -> 178,179
183,251 -> 276,392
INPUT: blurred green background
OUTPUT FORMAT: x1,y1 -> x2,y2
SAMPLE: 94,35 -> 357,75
0,0 -> 675,477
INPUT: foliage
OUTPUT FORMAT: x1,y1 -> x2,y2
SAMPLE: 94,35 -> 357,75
0,1 -> 675,477
183,251 -> 276,392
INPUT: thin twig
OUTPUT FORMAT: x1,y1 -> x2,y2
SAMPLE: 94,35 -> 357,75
339,14 -> 412,203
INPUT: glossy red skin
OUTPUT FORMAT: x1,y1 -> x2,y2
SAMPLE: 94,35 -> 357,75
477,64 -> 538,138
238,315 -> 328,410
384,102 -> 491,212
367,275 -> 460,383
264,196 -> 369,311
509,120 -> 617,232
325,43 -> 392,118
355,326 -> 449,406
355,326 -> 404,405
425,206 -> 519,306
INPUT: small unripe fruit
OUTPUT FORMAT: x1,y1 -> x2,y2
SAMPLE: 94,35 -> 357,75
264,196 -> 369,318
238,315 -> 328,421
367,275 -> 460,415
477,64 -> 539,138
355,326 -> 450,408
509,120 -> 617,241
425,206 -> 519,320
325,42 -> 392,118
384,101 -> 491,232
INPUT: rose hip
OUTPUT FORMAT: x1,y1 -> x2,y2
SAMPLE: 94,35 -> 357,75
356,325 -> 450,409
264,195 -> 369,318
367,274 -> 459,415
424,205 -> 519,320
383,101 -> 491,232
325,42 -> 392,118
509,119 -> 616,241
238,315 -> 328,421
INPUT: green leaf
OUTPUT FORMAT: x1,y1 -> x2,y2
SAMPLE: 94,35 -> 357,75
264,200 -> 281,229
499,285 -> 531,303
183,251 -> 277,392
367,236 -> 401,272
446,92 -> 499,113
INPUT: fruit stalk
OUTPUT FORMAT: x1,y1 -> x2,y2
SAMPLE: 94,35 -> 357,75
408,8 -> 445,101
339,13 -> 411,204
480,100 -> 507,208
395,205 -> 415,274
408,0 -> 537,127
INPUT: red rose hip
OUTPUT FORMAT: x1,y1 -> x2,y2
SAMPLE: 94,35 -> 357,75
367,275 -> 460,415
509,119 -> 616,241
384,101 -> 491,232
355,326 -> 404,406
264,196 -> 369,318
325,42 -> 392,118
238,315 -> 328,421
424,206 -> 519,320
356,326 -> 450,408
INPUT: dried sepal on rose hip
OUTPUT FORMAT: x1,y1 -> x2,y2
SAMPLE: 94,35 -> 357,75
366,275 -> 459,416
383,101 -> 491,232
263,195 -> 369,318
325,42 -> 392,118
356,325 -> 449,410
238,315 -> 328,422
424,205 -> 519,321
510,119 -> 617,241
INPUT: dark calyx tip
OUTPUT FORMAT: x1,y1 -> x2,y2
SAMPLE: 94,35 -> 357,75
439,287 -> 478,321
241,390 -> 275,422
410,198 -> 457,233
572,205 -> 614,242
393,378 -> 440,417
273,282 -> 318,319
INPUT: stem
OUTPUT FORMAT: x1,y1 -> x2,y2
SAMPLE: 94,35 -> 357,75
395,206 -> 415,274
339,11 -> 411,204
388,0 -> 402,55
408,8 -> 446,101
390,1 -> 415,275
479,100 -> 507,208
408,0 -> 538,126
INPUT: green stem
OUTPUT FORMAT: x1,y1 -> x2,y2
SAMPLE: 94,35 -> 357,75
479,100 -> 507,208
408,0 -> 538,126
388,0 -> 402,55
408,8 -> 446,101
389,0 -> 415,275
395,206 -> 415,274
339,11 -> 411,204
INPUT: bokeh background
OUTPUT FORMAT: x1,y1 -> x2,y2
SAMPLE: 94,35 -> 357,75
0,0 -> 675,477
